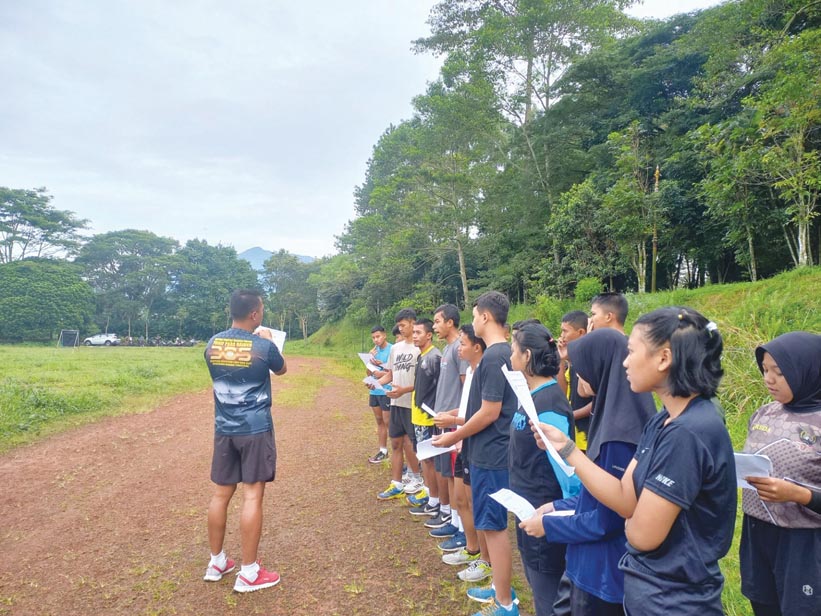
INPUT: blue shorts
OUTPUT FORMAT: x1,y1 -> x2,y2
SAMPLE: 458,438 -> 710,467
470,465 -> 510,531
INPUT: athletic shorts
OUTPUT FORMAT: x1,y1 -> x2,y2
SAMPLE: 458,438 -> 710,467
369,394 -> 390,411
434,429 -> 455,477
413,424 -> 433,451
389,405 -> 414,440
740,514 -> 821,615
211,430 -> 276,485
454,451 -> 468,483
470,465 -> 510,531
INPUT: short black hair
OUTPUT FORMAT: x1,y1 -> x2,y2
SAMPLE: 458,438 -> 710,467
395,308 -> 417,323
434,303 -> 460,328
391,324 -> 401,336
634,306 -> 723,398
460,324 -> 486,351
230,289 -> 263,320
512,323 -> 560,378
591,292 -> 628,325
473,291 -> 509,326
414,318 -> 434,334
562,310 -> 588,331
511,318 -> 542,332
371,325 -> 386,334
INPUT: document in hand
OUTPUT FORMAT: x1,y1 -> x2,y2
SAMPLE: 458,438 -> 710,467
734,452 -> 773,489
420,402 -> 437,418
357,353 -> 381,373
489,488 -> 536,522
256,327 -> 286,353
501,366 -> 575,477
416,437 -> 455,461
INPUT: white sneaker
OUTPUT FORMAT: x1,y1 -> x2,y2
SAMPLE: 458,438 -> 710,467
442,549 -> 480,566
403,478 -> 424,494
457,559 -> 492,582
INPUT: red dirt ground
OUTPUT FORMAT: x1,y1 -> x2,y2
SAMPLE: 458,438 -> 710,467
0,356 -> 529,616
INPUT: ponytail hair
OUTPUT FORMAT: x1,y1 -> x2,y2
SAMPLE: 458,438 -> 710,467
512,323 -> 561,378
634,307 -> 723,398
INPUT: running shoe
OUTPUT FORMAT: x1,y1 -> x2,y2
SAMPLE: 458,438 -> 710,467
470,598 -> 520,616
438,532 -> 467,553
457,559 -> 492,582
403,478 -> 424,494
203,557 -> 235,581
377,483 -> 406,500
409,504 -> 430,516
233,564 -> 281,593
424,512 -> 452,528
442,547 -> 479,566
368,450 -> 388,464
406,489 -> 429,506
467,586 -> 518,604
428,522 -> 458,538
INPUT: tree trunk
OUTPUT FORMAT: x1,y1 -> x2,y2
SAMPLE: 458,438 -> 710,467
783,225 -> 799,266
456,238 -> 469,310
651,223 -> 658,293
746,224 -> 758,282
635,242 -> 647,293
798,219 -> 811,266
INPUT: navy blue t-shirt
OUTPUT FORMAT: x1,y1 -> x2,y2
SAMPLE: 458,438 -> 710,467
466,342 -> 518,470
204,327 -> 284,436
622,396 -> 736,586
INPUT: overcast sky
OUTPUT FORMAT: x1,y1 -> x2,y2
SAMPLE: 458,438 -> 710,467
0,0 -> 722,258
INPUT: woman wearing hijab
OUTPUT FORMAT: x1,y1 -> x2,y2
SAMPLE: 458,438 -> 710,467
519,327 -> 656,615
740,331 -> 821,616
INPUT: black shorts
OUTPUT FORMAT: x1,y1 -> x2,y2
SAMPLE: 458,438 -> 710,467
434,429 -> 455,477
454,452 -> 470,486
369,394 -> 390,411
388,405 -> 414,440
740,514 -> 821,615
211,430 -> 277,485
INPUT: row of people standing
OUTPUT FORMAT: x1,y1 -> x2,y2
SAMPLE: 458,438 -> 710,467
364,290 -> 820,615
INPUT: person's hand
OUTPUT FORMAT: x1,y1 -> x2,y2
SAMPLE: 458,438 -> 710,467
371,358 -> 383,366
365,381 -> 376,390
386,387 -> 401,399
254,327 -> 273,341
519,513 -> 546,538
530,420 -> 569,452
535,502 -> 555,516
432,431 -> 459,449
746,476 -> 810,504
433,413 -> 455,428
557,339 -> 569,362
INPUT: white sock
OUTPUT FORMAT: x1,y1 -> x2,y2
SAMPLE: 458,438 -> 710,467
209,551 -> 227,568
428,497 -> 440,507
500,602 -> 514,611
392,480 -> 403,489
451,509 -> 461,528
240,562 -> 259,582
441,504 -> 451,515
380,447 -> 388,454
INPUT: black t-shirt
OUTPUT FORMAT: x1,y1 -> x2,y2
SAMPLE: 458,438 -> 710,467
465,342 -> 518,470
509,381 -> 574,503
623,396 -> 736,585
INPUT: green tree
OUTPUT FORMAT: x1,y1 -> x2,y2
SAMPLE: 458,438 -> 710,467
0,259 -> 94,342
0,187 -> 87,263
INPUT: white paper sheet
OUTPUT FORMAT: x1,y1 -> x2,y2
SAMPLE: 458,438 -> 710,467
545,510 -> 576,517
501,366 -> 575,477
457,368 -> 473,419
415,437 -> 455,461
255,327 -> 286,353
489,488 -> 536,522
362,376 -> 381,389
734,453 -> 773,489
421,402 -> 437,418
357,352 -> 381,373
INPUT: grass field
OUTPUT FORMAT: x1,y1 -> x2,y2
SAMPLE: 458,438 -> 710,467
0,345 -> 210,453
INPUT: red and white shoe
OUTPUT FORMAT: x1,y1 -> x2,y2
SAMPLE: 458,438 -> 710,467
203,558 -> 235,582
233,564 -> 281,593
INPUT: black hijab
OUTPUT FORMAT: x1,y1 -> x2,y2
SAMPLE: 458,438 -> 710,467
567,328 -> 657,461
755,331 -> 821,412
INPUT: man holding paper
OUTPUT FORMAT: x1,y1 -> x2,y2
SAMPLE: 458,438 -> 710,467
364,326 -> 392,464
433,291 -> 519,616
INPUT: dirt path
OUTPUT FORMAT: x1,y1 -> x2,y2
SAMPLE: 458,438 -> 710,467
0,356 -> 528,615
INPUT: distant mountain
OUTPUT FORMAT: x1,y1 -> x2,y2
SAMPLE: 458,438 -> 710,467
238,247 -> 315,271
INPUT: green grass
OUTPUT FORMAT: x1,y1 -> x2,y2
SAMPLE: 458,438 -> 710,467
0,345 -> 210,453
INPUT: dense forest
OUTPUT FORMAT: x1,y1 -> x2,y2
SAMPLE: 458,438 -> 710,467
1,0 -> 819,342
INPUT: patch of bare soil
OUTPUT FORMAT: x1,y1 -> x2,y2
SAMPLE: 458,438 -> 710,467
0,356 -> 529,615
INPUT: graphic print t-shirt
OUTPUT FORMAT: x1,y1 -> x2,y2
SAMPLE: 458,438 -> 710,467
387,340 -> 419,408
205,327 -> 284,436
